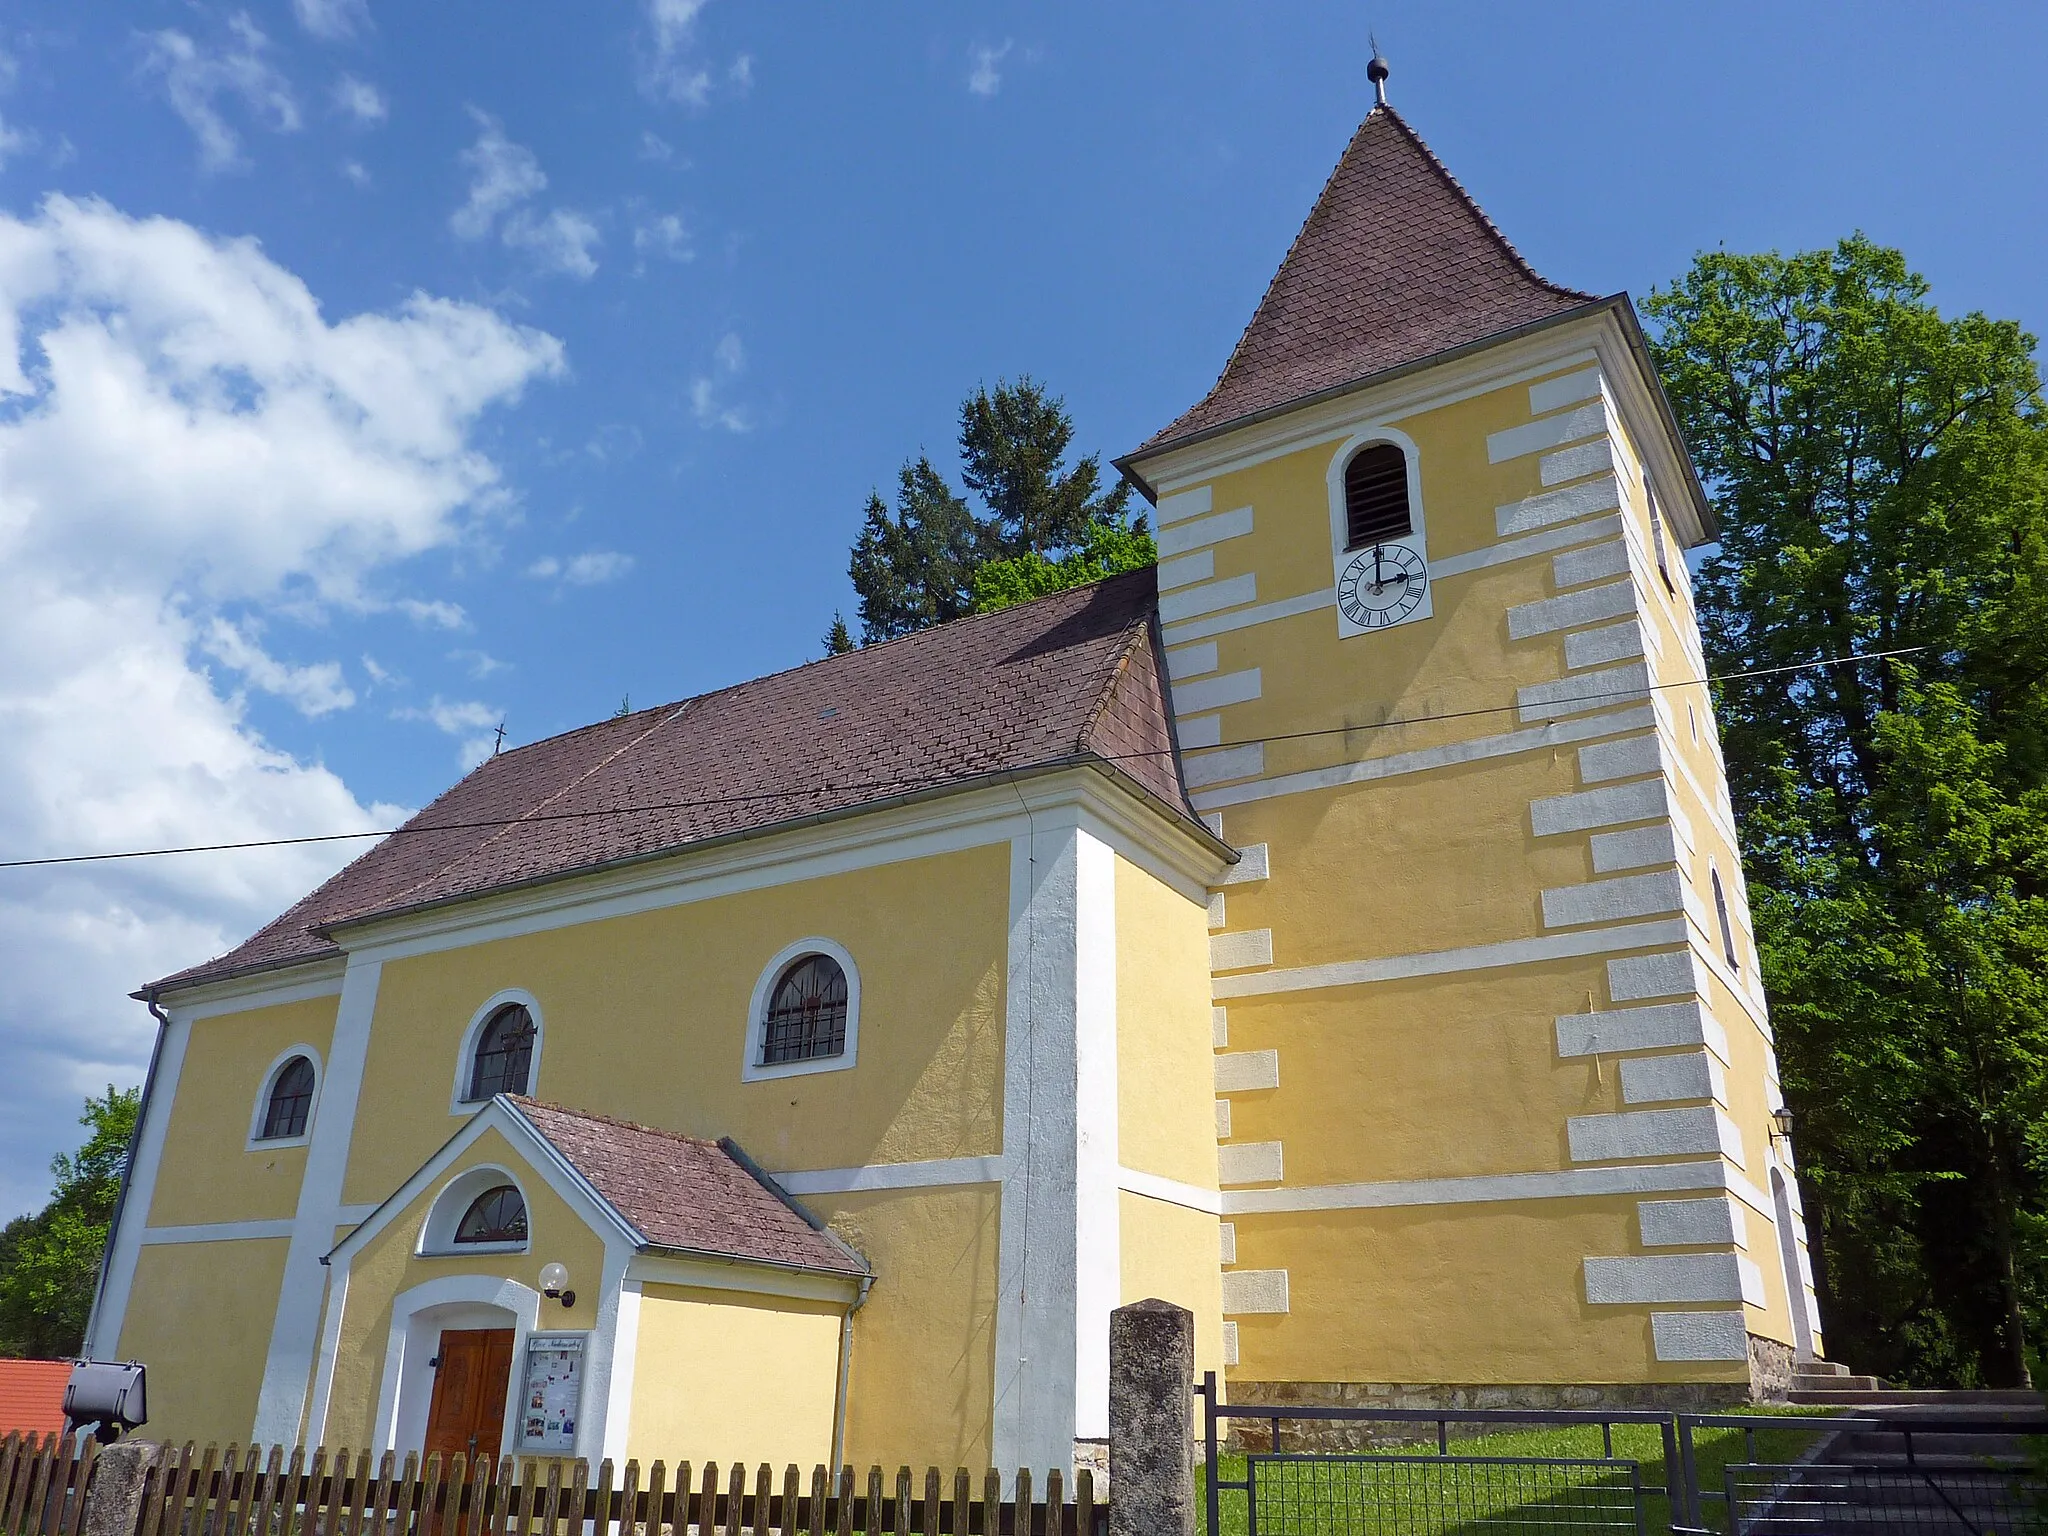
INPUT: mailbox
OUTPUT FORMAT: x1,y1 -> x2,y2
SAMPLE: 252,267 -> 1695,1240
63,1360 -> 147,1442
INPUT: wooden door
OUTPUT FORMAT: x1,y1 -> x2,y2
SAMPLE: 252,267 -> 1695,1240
424,1328 -> 514,1460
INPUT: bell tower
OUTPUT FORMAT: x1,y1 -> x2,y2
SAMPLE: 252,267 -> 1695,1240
1118,72 -> 1822,1402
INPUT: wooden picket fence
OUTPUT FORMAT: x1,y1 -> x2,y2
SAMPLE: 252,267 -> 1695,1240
0,1434 -> 1105,1536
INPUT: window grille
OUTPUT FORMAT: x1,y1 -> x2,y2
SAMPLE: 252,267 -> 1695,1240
1344,443 -> 1412,549
761,954 -> 849,1065
259,1056 -> 315,1140
454,1184 -> 528,1245
467,1004 -> 536,1101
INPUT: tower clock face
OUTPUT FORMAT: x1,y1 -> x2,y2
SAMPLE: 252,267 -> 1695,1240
1336,542 -> 1429,630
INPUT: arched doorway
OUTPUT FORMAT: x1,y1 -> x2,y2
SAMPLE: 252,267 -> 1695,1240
1771,1168 -> 1815,1358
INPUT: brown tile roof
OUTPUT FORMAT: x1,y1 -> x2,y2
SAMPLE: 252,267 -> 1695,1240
148,569 -> 1198,995
0,1360 -> 70,1437
509,1098 -> 869,1277
1134,104 -> 1596,458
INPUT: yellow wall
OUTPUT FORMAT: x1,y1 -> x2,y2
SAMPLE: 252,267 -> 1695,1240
819,1184 -> 1000,1466
118,1237 -> 289,1445
321,1127 -> 609,1450
628,1284 -> 844,1466
345,843 -> 1009,1208
1118,1192 -> 1225,1381
1115,856 -> 1218,1190
150,996 -> 337,1227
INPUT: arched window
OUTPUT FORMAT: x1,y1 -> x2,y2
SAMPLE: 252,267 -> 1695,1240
466,1004 -> 536,1102
760,954 -> 849,1066
454,1184 -> 528,1245
1343,442 -> 1412,549
1711,867 -> 1740,971
258,1055 -> 316,1141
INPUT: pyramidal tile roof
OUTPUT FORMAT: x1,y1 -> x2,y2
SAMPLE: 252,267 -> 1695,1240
148,569 -> 1197,995
1136,104 -> 1596,457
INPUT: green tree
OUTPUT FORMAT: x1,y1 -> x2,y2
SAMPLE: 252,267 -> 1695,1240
847,378 -> 1144,643
822,613 -> 854,656
0,1086 -> 139,1358
971,516 -> 1157,614
1645,234 -> 2048,1385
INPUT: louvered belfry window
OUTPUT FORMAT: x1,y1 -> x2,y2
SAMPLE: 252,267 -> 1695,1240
761,954 -> 849,1065
1344,442 -> 1413,548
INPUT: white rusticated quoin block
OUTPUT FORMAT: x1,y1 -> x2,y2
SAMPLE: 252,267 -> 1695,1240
1639,1196 -> 1746,1249
1507,580 -> 1637,641
1590,822 -> 1680,874
1221,1321 -> 1240,1366
1488,400 -> 1606,464
1557,1000 -> 1721,1058
1207,892 -> 1227,929
1219,1222 -> 1236,1264
1214,1100 -> 1232,1138
1541,870 -> 1685,929
1182,742 -> 1264,789
1566,620 -> 1648,671
1584,1253 -> 1762,1306
1210,929 -> 1274,971
1621,1051 -> 1727,1106
1156,486 -> 1212,524
1578,732 -> 1664,784
1553,536 -> 1632,588
1650,1311 -> 1748,1361
1218,1141 -> 1283,1185
1172,667 -> 1263,715
1215,1050 -> 1280,1093
1541,437 -> 1616,488
1517,661 -> 1651,722
1217,843 -> 1270,884
1529,367 -> 1603,416
1567,1106 -> 1745,1166
1164,641 -> 1219,680
1531,778 -> 1673,837
1156,503 -> 1254,557
1158,572 -> 1257,624
1608,950 -> 1711,1004
1220,1268 -> 1290,1315
1157,549 -> 1214,591
1178,715 -> 1222,750
1496,474 -> 1623,537
1211,1007 -> 1229,1047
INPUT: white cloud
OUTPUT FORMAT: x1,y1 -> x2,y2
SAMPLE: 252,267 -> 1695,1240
728,54 -> 753,92
394,598 -> 469,630
140,14 -> 300,172
342,159 -> 371,187
504,207 -> 601,281
690,330 -> 749,432
449,648 -> 507,679
638,130 -> 674,163
399,696 -> 502,767
333,74 -> 387,125
967,39 -> 1013,97
632,212 -> 692,265
0,114 -> 31,171
643,0 -> 713,105
525,550 -> 634,586
293,0 -> 371,42
201,617 -> 356,716
452,113 -> 600,280
0,193 -> 561,1217
360,652 -> 398,686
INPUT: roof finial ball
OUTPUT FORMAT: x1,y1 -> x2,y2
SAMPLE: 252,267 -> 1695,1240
1367,52 -> 1391,108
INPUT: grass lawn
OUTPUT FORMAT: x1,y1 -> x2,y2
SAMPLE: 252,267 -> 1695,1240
1197,1408 -> 1842,1534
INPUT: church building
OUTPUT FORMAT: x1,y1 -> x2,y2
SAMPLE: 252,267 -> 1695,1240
87,82 -> 1822,1473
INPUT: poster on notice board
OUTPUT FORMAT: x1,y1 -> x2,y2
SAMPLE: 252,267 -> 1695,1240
518,1333 -> 584,1452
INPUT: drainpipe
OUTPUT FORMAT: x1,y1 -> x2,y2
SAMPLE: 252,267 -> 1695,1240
81,997 -> 170,1358
829,1274 -> 875,1474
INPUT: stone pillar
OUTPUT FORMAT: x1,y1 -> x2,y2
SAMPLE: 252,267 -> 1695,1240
82,1440 -> 162,1536
1109,1299 -> 1196,1536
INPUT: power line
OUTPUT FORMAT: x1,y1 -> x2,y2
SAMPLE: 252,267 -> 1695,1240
0,645 -> 1919,872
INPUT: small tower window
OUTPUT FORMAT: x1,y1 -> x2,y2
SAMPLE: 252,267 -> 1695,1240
1711,867 -> 1740,972
1648,479 -> 1677,595
761,953 -> 849,1066
1343,443 -> 1412,549
466,1003 -> 536,1101
454,1185 -> 528,1245
258,1056 -> 316,1141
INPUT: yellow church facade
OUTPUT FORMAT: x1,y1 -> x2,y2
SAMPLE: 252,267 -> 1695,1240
87,93 -> 1821,1470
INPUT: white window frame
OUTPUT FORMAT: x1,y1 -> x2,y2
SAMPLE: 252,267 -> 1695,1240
451,989 -> 545,1115
741,937 -> 861,1083
246,1045 -> 324,1151
1324,424 -> 1433,638
418,1164 -> 533,1257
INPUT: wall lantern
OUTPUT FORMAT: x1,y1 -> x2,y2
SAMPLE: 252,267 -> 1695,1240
1770,1108 -> 1795,1143
538,1262 -> 576,1308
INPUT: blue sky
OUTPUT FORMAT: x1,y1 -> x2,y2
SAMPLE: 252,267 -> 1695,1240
0,0 -> 2043,1219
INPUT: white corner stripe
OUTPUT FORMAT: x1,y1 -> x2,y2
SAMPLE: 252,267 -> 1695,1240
1195,705 -> 1657,813
1497,475 -> 1622,538
1506,580 -> 1638,641
1157,486 -> 1213,524
1212,919 -> 1685,999
1183,743 -> 1266,789
772,1155 -> 1002,1195
1221,1158 -> 1769,1217
1529,367 -> 1604,416
1487,401 -> 1606,464
1172,668 -> 1262,716
1158,572 -> 1258,624
1156,549 -> 1215,591
1164,641 -> 1219,680
1118,1167 -> 1223,1215
1427,514 -> 1624,584
1161,587 -> 1335,647
140,1219 -> 296,1245
1157,505 -> 1254,558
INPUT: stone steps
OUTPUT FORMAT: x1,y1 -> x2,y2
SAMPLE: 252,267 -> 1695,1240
1788,1388 -> 2045,1407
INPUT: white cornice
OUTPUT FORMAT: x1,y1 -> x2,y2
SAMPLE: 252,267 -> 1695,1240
160,963 -> 347,1021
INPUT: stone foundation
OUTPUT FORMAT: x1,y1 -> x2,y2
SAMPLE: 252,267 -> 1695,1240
1748,1333 -> 1797,1402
